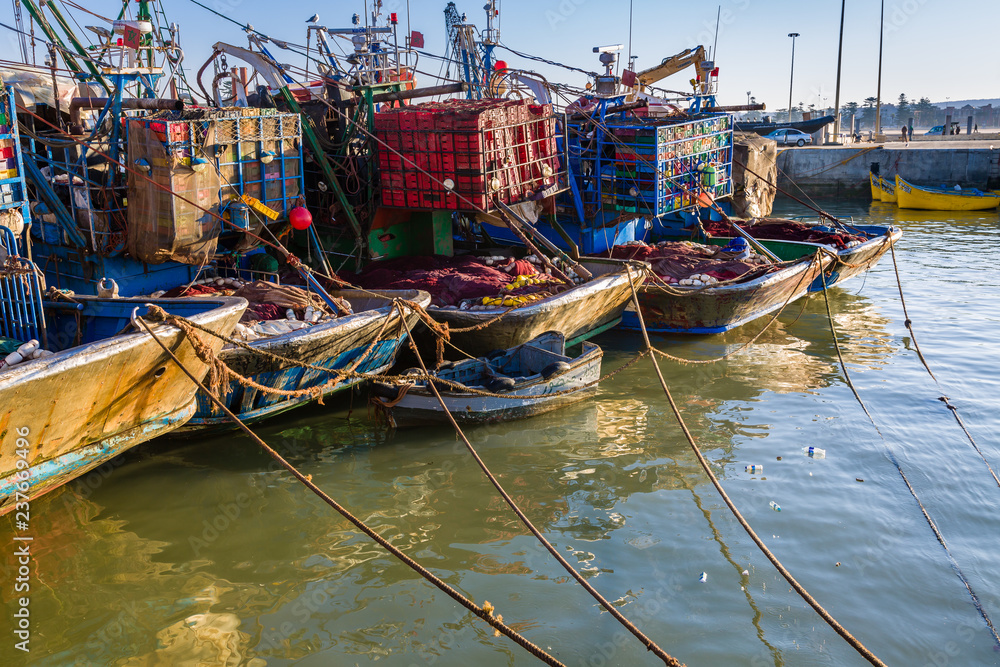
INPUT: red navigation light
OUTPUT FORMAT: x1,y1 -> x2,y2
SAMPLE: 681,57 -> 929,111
389,13 -> 398,24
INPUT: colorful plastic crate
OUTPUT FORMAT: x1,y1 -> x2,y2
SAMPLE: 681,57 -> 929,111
375,99 -> 561,212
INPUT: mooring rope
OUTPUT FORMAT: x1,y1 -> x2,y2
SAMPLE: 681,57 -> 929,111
133,313 -> 567,666
396,313 -> 685,667
819,276 -> 1000,646
887,242 -> 1000,489
625,267 -> 889,667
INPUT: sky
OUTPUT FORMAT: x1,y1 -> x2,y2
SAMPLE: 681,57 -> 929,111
2,0 -> 997,110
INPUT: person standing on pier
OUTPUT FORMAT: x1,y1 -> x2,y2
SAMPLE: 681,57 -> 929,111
901,125 -> 909,145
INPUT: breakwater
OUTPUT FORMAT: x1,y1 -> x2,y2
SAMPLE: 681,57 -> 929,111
776,142 -> 1000,197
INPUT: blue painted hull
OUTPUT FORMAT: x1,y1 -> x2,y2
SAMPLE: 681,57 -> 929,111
180,289 -> 431,431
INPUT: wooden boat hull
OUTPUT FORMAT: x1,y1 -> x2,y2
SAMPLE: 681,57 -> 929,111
620,255 -> 830,334
0,297 -> 246,514
428,258 -> 644,357
810,227 -> 901,290
376,335 -> 602,425
704,224 -> 902,291
878,176 -> 897,203
870,173 -> 883,201
182,289 -> 431,430
895,175 -> 1000,211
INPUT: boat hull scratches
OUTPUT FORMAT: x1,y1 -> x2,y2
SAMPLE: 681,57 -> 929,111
0,297 -> 245,514
0,403 -> 195,513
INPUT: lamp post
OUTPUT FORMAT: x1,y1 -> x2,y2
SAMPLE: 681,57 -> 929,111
787,33 -> 800,123
833,0 -> 846,141
747,90 -> 752,106
875,0 -> 884,137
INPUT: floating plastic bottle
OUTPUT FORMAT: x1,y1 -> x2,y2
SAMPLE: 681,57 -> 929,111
698,572 -> 707,583
769,501 -> 781,512
745,465 -> 763,474
804,446 -> 826,459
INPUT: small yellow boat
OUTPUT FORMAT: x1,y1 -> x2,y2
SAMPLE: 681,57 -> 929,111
878,175 -> 897,203
895,175 -> 1000,211
869,172 -> 882,201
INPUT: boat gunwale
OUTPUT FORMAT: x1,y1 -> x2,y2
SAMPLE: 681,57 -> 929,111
0,296 -> 248,386
221,289 -> 431,355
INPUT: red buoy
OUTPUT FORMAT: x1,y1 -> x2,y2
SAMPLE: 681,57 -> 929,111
289,206 -> 313,230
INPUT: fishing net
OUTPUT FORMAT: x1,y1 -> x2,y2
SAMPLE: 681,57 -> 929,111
702,218 -> 868,249
126,120 -> 221,265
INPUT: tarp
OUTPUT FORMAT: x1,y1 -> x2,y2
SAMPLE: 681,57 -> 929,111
126,120 -> 221,265
0,66 -> 77,112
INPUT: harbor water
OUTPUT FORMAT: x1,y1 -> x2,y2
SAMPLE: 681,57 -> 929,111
5,200 -> 1000,666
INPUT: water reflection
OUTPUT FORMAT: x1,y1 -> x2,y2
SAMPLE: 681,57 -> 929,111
0,219 -> 926,667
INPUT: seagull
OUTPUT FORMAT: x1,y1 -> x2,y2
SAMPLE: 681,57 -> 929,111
306,14 -> 319,23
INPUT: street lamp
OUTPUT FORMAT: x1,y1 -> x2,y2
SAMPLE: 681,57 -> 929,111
747,90 -> 752,106
875,0 -> 885,137
833,0 -> 846,141
787,33 -> 800,123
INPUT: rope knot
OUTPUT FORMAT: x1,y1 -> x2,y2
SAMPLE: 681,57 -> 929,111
143,304 -> 169,323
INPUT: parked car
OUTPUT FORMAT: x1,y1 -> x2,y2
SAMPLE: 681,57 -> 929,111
763,128 -> 813,146
925,122 -> 960,136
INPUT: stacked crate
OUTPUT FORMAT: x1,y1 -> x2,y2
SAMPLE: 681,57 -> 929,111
375,99 -> 560,211
570,113 -> 733,218
129,108 -> 304,221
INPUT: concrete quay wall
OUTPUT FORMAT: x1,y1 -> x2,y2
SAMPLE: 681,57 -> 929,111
776,145 -> 1000,198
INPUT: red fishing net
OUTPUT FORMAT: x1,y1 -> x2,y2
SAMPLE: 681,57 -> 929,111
702,218 -> 868,249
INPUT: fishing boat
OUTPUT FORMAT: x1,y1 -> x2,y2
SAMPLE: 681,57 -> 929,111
371,331 -> 601,425
181,288 -> 431,430
427,258 -> 645,357
894,175 -> 1000,211
870,172 -> 883,201
699,218 -> 902,291
624,257 -> 829,334
878,176 -> 897,204
607,240 -> 831,334
0,231 -> 246,512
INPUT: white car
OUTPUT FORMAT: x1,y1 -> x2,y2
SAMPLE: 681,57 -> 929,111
763,128 -> 813,146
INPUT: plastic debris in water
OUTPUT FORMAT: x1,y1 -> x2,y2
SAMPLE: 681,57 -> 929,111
804,446 -> 826,458
741,569 -> 749,576
698,572 -> 707,583
769,501 -> 781,512
745,465 -> 763,474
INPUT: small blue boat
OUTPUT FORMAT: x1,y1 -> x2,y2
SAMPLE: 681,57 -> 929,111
372,331 -> 602,425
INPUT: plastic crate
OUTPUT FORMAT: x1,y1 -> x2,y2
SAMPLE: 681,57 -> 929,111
375,99 -> 562,212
